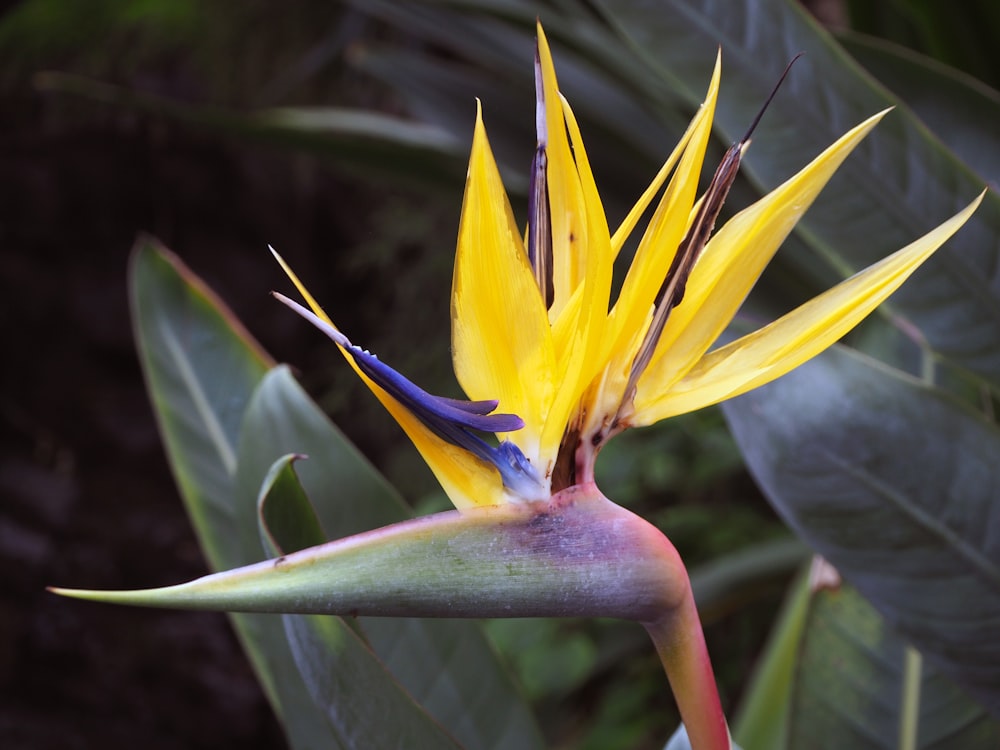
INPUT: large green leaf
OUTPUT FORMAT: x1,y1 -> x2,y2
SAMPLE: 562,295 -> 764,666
283,614 -> 464,750
837,31 -> 1000,185
130,239 -> 273,570
35,72 -> 466,189
722,346 -> 1000,716
257,455 -> 464,750
236,366 -> 545,750
734,570 -> 1000,749
130,240 -> 342,748
788,583 -> 999,749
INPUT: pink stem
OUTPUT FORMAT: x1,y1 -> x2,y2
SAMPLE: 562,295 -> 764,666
645,584 -> 730,750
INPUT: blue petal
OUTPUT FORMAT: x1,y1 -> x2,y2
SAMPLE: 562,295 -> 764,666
273,292 -> 544,497
345,346 -> 524,434
435,396 -> 501,415
493,440 -> 547,498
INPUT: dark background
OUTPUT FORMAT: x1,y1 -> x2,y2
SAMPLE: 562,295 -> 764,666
1,12 -> 426,742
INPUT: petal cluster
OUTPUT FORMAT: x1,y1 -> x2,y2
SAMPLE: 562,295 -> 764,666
277,23 -> 982,510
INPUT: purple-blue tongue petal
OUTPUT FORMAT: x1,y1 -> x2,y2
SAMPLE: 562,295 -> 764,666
273,291 -> 541,497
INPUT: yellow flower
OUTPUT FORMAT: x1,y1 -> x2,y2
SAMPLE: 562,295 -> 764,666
274,24 -> 982,510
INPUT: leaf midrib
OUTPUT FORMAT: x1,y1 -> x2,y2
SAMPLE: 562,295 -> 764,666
160,317 -> 238,476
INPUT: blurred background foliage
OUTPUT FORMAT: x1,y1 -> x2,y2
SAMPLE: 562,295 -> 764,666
3,1 -> 998,748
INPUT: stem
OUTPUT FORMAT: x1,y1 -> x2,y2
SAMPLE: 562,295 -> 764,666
645,586 -> 730,750
898,645 -> 922,750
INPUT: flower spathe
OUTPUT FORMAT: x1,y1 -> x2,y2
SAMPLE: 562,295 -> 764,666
275,23 -> 983,510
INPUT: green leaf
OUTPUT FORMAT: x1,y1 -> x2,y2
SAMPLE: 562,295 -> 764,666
837,31 -> 1000,185
34,72 -> 466,189
788,583 -> 1000,749
130,238 -> 273,570
722,346 -> 1000,716
236,367 -> 409,544
283,614 -> 464,750
236,367 -> 545,750
731,569 -> 811,750
129,239 -> 343,749
256,455 -> 464,750
257,454 -> 326,556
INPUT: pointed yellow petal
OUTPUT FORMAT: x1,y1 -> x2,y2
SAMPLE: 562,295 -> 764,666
588,56 -> 721,428
635,193 -> 984,423
271,246 -> 337,328
536,23 -> 593,322
636,110 -> 889,405
559,92 -> 611,254
452,102 -> 555,461
610,51 -> 721,258
273,250 -> 506,508
535,80 -> 615,460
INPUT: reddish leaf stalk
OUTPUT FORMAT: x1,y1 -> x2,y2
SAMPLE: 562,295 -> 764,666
645,587 -> 730,750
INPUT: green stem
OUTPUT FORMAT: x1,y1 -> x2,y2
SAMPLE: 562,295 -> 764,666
645,580 -> 730,750
898,645 -> 922,750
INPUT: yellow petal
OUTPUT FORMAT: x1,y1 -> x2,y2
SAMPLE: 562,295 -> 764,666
452,102 -> 555,461
540,94 -> 614,450
536,23 -> 593,322
398,419 -> 508,509
527,25 -> 615,464
636,110 -> 888,406
271,246 -> 338,329
590,56 -> 721,427
635,192 -> 984,423
610,52 -> 720,259
272,249 -> 506,508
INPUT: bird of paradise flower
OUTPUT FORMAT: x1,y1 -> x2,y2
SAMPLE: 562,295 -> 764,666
272,25 -> 980,513
57,22 -> 983,750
